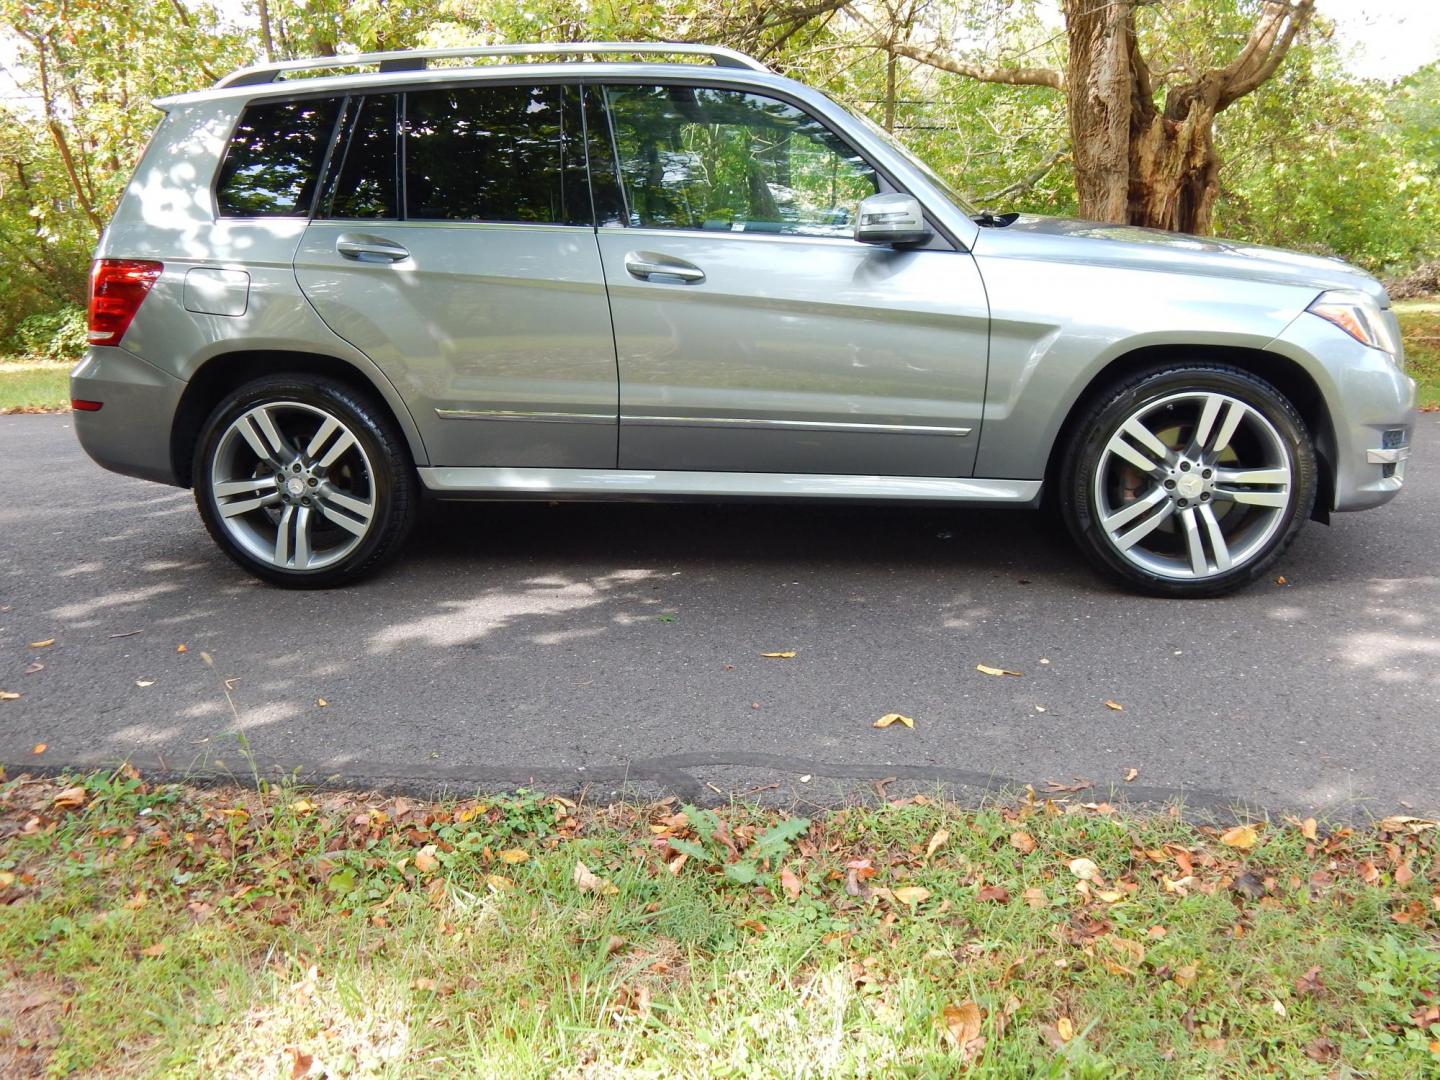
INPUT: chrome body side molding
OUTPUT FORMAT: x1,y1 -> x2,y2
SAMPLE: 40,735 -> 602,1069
417,467 -> 1041,504
620,415 -> 972,436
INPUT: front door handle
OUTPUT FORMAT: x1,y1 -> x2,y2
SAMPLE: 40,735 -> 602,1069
336,233 -> 410,263
624,251 -> 705,284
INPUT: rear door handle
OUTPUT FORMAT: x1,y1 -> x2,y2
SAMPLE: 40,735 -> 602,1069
336,233 -> 410,263
624,251 -> 705,284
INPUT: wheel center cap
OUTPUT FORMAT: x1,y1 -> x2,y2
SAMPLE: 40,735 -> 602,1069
1175,473 -> 1204,500
285,476 -> 306,498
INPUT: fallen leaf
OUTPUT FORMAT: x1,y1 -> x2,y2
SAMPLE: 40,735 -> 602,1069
1219,824 -> 1260,850
976,664 -> 1021,677
780,865 -> 802,899
925,829 -> 950,861
316,698 -> 328,707
1068,857 -> 1101,881
1300,817 -> 1318,841
873,713 -> 914,729
0,690 -> 19,701
496,848 -> 528,864
1231,872 -> 1266,900
1378,815 -> 1437,835
1057,1016 -> 1074,1042
1173,964 -> 1198,988
289,799 -> 317,815
52,786 -> 87,810
415,845 -> 439,873
28,639 -> 55,648
942,1000 -> 983,1046
1396,861 -> 1414,885
574,860 -> 617,895
285,1046 -> 314,1078
140,942 -> 166,957
1358,860 -> 1381,885
892,885 -> 931,906
1023,886 -> 1048,909
977,884 -> 1010,903
1294,965 -> 1324,995
483,874 -> 514,891
24,663 -> 43,675
1010,831 -> 1037,854
1271,998 -> 1287,1018
1103,700 -> 1124,711
135,679 -> 155,688
176,643 -> 187,653
31,743 -> 45,754
123,890 -> 148,911
1274,575 -> 1288,586
1305,1037 -> 1338,1063
1124,768 -> 1138,782
760,651 -> 796,659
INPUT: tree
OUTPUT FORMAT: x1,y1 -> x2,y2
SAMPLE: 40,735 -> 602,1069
877,0 -> 1315,233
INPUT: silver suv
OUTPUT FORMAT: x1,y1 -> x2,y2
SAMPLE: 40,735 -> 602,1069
74,42 -> 1415,597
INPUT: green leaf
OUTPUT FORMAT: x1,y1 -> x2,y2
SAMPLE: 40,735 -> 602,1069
724,862 -> 758,885
666,838 -> 709,862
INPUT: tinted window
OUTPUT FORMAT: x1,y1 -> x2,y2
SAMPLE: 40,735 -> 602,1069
216,97 -> 341,217
326,94 -> 398,219
404,84 -> 589,224
601,86 -> 878,236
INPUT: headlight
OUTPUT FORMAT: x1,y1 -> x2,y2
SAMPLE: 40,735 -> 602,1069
1307,290 -> 1399,356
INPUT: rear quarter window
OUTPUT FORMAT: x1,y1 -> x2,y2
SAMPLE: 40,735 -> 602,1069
216,97 -> 342,217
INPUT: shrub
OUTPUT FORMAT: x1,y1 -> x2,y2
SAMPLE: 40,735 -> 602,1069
12,305 -> 87,361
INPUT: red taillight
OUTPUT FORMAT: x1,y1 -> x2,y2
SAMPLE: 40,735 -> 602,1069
71,399 -> 104,412
88,259 -> 163,347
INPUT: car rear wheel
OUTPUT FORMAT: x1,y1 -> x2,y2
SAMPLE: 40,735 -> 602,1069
193,375 -> 416,587
1060,363 -> 1317,598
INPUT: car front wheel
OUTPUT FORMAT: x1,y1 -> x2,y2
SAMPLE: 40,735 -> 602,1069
1061,363 -> 1318,598
193,375 -> 416,587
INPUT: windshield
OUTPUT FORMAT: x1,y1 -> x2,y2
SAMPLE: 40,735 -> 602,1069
845,107 -> 981,216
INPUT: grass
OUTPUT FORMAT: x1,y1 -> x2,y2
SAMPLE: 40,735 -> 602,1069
1396,299 -> 1440,410
1,769 -> 1437,1078
0,359 -> 69,413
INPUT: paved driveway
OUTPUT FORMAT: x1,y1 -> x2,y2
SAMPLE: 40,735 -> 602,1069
2,412 -> 1437,817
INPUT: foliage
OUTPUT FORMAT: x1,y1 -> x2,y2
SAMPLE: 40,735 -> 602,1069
11,303 -> 86,360
2,768 -> 1439,1076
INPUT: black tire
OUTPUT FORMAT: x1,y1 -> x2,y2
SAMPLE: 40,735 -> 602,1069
1059,362 -> 1317,598
193,375 -> 417,588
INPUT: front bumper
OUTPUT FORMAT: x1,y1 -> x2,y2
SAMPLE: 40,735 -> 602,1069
1266,313 -> 1416,513
71,345 -> 187,486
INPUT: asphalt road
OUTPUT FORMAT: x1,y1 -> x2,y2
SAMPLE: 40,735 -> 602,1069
2,412 -> 1437,818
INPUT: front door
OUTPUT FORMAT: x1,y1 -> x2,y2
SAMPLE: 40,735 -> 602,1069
294,84 -> 618,469
591,83 -> 990,477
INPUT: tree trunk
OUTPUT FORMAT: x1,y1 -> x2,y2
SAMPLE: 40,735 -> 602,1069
1061,0 -> 1132,224
1129,91 -> 1222,233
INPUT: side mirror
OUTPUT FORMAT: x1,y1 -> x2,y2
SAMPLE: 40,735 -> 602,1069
855,193 -> 931,247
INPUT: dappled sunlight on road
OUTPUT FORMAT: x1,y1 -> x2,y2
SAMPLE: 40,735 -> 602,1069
367,568 -> 662,653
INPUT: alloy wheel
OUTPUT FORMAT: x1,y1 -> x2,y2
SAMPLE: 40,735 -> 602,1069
208,401 -> 377,572
1093,391 -> 1294,580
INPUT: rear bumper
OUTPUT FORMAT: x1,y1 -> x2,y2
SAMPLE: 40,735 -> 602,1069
71,345 -> 186,486
1266,315 -> 1416,512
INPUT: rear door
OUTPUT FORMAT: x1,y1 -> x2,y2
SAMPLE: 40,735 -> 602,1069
590,82 -> 990,477
294,83 -> 618,469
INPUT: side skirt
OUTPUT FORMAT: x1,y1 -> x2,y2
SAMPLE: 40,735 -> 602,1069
417,467 -> 1042,505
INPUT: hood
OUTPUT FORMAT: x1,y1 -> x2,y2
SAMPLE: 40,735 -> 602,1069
971,215 -> 1390,306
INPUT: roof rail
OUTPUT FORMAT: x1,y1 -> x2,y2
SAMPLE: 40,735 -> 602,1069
215,41 -> 770,88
